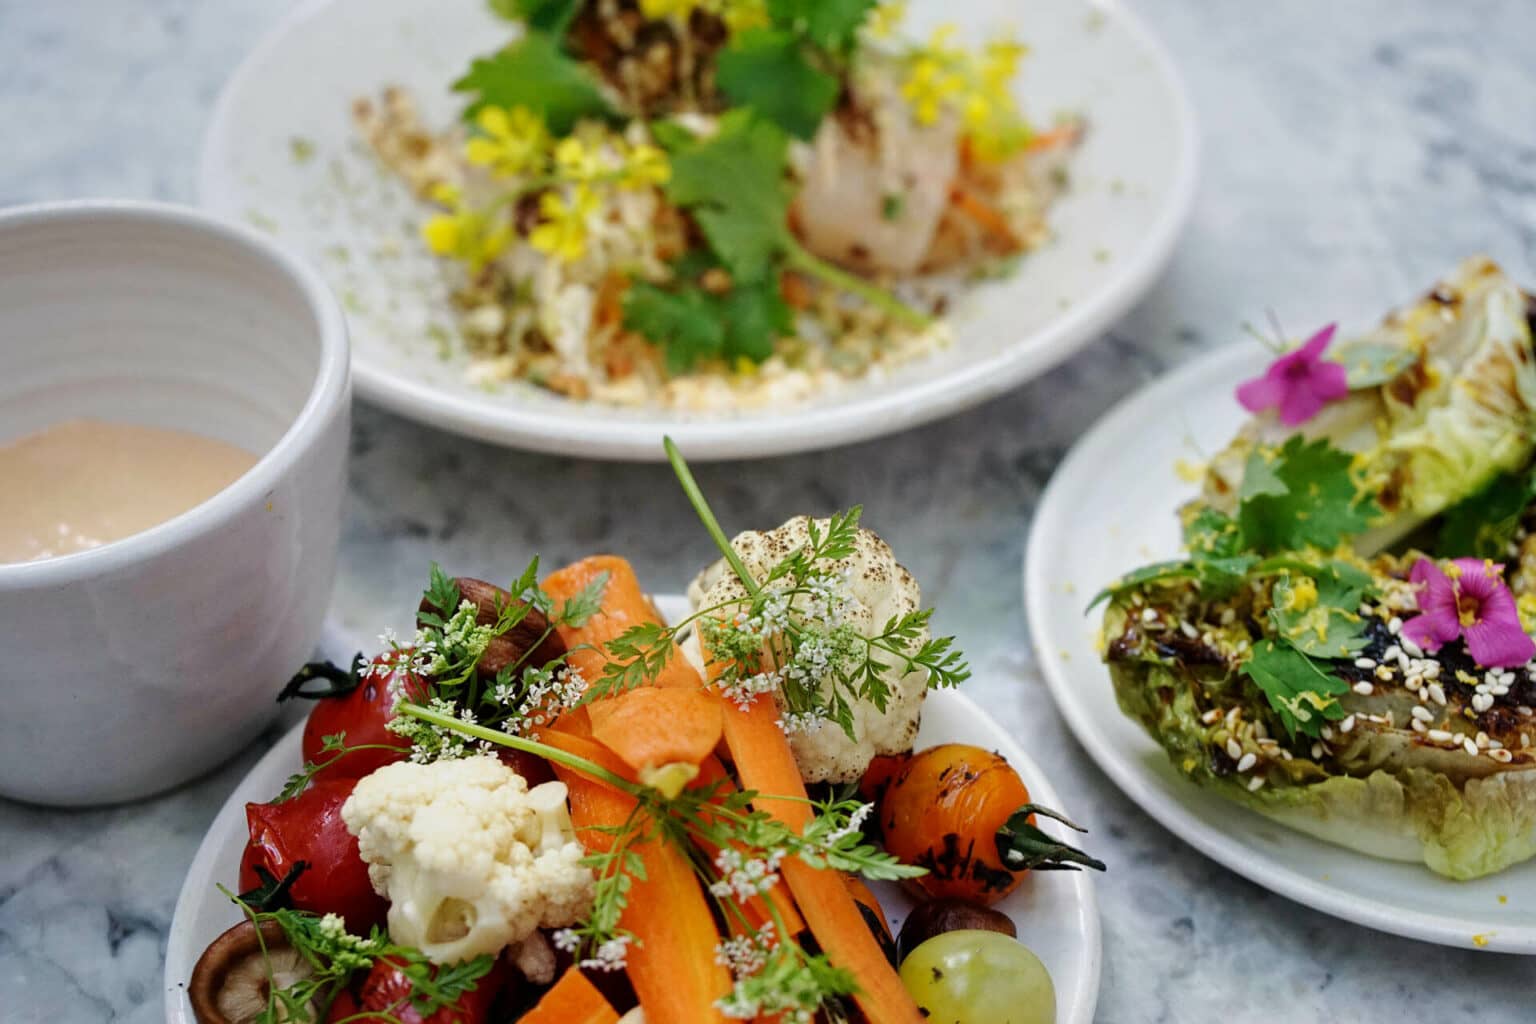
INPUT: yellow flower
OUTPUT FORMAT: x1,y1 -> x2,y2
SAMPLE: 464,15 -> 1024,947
620,143 -> 671,189
867,1 -> 907,40
529,185 -> 600,263
463,106 -> 549,179
422,184 -> 510,272
901,58 -> 963,125
639,0 -> 698,19
554,137 -> 607,183
720,0 -> 769,33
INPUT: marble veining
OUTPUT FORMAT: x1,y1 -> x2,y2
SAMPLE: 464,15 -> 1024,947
2,0 -> 1534,1021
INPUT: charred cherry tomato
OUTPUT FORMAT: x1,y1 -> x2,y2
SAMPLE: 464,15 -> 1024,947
239,777 -> 387,933
302,651 -> 427,782
358,955 -> 509,1024
880,744 -> 1102,905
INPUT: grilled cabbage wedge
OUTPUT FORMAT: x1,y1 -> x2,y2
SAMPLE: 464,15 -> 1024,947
1199,257 -> 1536,554
1104,557 -> 1536,880
1099,259 -> 1536,880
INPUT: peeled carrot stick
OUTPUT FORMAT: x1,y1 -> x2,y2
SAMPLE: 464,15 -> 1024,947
557,765 -> 731,1024
589,687 -> 724,775
541,728 -> 638,786
720,695 -> 925,1024
520,966 -> 619,1024
543,556 -> 703,690
690,755 -> 806,936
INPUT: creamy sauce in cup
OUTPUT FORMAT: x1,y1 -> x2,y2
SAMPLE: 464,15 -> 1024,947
0,419 -> 257,563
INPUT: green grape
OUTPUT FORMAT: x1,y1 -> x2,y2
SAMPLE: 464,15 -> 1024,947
897,929 -> 1055,1024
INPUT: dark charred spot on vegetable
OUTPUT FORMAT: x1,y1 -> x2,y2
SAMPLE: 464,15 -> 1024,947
1385,358 -> 1432,407
916,834 -> 1016,896
1522,290 -> 1536,338
855,899 -> 900,967
277,654 -> 367,702
1426,283 -> 1462,309
1152,632 -> 1226,667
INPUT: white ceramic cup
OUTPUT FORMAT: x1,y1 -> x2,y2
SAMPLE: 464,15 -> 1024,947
0,201 -> 351,806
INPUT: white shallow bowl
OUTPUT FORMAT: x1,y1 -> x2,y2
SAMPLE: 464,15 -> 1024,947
0,200 -> 351,807
199,0 -> 1197,460
166,598 -> 1102,1022
1026,343 -> 1536,953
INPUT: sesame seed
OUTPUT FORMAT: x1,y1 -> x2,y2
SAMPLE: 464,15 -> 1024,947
1320,725 -> 1334,740
1463,737 -> 1479,756
1388,617 -> 1403,635
1352,681 -> 1375,696
1226,738 -> 1243,760
1412,719 -> 1427,734
1354,657 -> 1376,669
1476,731 -> 1490,749
1400,637 -> 1425,659
1472,693 -> 1496,713
1427,729 -> 1454,743
1220,608 -> 1236,625
1411,705 -> 1434,723
1383,644 -> 1402,661
1522,734 -> 1532,748
1340,715 -> 1356,734
1489,748 -> 1514,763
1179,620 -> 1199,639
1237,752 -> 1257,772
1247,775 -> 1266,791
1428,683 -> 1447,706
1424,662 -> 1442,679
1374,666 -> 1395,682
1141,608 -> 1157,624
1310,743 -> 1324,759
1201,709 -> 1222,725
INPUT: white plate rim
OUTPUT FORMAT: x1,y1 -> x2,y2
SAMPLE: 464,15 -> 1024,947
1024,342 -> 1536,954
197,0 -> 1199,462
165,601 -> 1102,1021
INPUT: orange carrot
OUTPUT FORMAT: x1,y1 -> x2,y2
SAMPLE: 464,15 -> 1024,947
720,695 -> 925,1024
557,765 -> 732,1024
541,728 -> 638,787
520,966 -> 619,1024
690,755 -> 806,937
543,556 -> 703,691
589,687 -> 724,776
1026,123 -> 1083,152
949,183 -> 1019,248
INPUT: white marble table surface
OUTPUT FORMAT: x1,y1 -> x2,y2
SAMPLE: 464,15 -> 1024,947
3,0 -> 1534,1021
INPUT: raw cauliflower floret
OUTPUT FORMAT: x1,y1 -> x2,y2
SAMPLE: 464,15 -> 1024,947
687,515 -> 928,783
341,754 -> 593,964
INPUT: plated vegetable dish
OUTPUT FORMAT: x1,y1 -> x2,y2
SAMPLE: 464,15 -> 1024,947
1096,257 -> 1536,880
188,443 -> 1102,1023
354,0 -> 1080,409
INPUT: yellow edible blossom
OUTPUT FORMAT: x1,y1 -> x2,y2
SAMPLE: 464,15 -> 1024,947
529,185 -> 600,263
421,184 -> 510,272
463,105 -> 548,180
867,1 -> 907,40
899,25 -> 1033,160
639,0 -> 698,18
554,137 -> 608,183
639,0 -> 765,30
620,143 -> 671,189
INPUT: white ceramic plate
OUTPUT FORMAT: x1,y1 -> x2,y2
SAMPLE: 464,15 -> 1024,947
165,596 -> 1102,1022
198,0 -> 1196,460
1026,344 -> 1536,953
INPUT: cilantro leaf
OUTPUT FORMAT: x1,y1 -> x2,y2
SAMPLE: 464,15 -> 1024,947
664,112 -> 792,283
490,0 -> 580,34
622,282 -> 725,372
1267,562 -> 1373,659
720,278 -> 793,362
769,0 -> 877,55
716,28 -> 840,140
1237,436 -> 1379,554
1240,639 -> 1348,739
1437,467 -> 1536,559
453,34 -> 612,134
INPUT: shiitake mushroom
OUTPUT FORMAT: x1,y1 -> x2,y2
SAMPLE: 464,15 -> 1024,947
189,919 -> 314,1024
896,897 -> 1017,962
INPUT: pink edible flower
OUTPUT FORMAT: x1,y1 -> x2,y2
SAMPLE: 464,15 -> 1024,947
1236,323 -> 1349,426
1403,557 -> 1535,669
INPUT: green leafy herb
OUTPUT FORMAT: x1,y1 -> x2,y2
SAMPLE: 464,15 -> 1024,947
225,895 -> 495,1024
768,0 -> 878,55
276,732 -> 403,802
1240,639 -> 1349,739
1266,562 -> 1373,659
1237,436 -> 1379,554
881,193 -> 904,221
716,28 -> 840,140
623,275 -> 792,371
1437,467 -> 1536,559
453,34 -> 612,133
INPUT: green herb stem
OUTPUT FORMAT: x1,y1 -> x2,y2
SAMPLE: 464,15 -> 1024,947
783,240 -> 933,328
397,703 -> 642,796
665,437 -> 761,597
